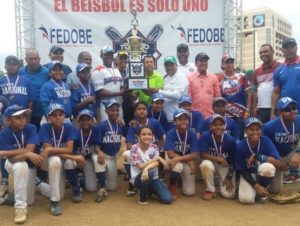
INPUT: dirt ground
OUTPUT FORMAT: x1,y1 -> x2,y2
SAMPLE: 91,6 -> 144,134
0,178 -> 299,226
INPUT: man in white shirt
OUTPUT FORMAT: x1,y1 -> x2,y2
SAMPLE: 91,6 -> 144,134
177,44 -> 196,77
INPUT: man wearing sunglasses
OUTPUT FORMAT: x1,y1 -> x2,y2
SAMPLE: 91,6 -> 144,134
263,97 -> 300,190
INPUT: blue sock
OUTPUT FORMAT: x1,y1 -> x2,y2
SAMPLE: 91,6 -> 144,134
169,171 -> 180,185
65,169 -> 79,194
124,164 -> 131,178
257,175 -> 273,187
96,172 -> 106,188
0,159 -> 8,182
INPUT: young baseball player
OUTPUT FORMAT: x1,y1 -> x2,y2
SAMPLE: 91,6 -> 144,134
40,61 -> 72,120
263,97 -> 300,191
39,103 -> 78,215
130,125 -> 172,204
0,105 -> 42,224
148,93 -> 169,132
124,101 -> 165,196
198,114 -> 236,200
200,97 -> 239,140
94,99 -> 124,202
235,117 -> 283,204
165,109 -> 198,199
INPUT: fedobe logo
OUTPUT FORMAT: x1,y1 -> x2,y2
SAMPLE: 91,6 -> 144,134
253,14 -> 265,28
104,25 -> 163,67
38,25 -> 93,46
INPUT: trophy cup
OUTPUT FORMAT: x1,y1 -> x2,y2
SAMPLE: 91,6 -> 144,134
127,10 -> 148,90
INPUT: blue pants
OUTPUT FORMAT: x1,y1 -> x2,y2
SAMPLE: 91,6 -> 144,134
134,170 -> 172,204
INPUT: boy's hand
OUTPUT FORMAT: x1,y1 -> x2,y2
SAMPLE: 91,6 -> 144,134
40,148 -> 50,160
86,96 -> 95,103
116,118 -> 125,127
218,157 -> 229,167
223,178 -> 234,192
74,155 -> 86,168
247,154 -> 256,168
141,169 -> 149,182
289,153 -> 300,168
97,152 -> 105,165
27,152 -> 44,167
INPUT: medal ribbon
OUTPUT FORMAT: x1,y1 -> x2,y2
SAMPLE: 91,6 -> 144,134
280,116 -> 295,143
151,110 -> 161,122
212,133 -> 224,156
78,82 -> 90,96
12,132 -> 24,149
6,75 -> 20,96
107,120 -> 119,143
176,129 -> 188,155
246,137 -> 260,155
80,129 -> 92,154
52,126 -> 65,148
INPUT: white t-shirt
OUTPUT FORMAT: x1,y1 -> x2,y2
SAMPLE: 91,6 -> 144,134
177,62 -> 197,77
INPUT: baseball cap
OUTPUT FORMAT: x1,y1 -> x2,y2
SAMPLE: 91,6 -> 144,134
178,95 -> 192,104
152,93 -> 164,102
244,117 -> 263,128
4,105 -> 31,117
209,114 -> 226,124
173,109 -> 189,119
47,103 -> 65,116
77,109 -> 95,119
277,97 -> 297,111
221,54 -> 234,63
5,55 -> 20,65
104,99 -> 121,109
212,97 -> 227,106
50,45 -> 64,54
195,52 -> 210,62
282,37 -> 297,48
48,60 -> 63,71
177,43 -> 189,52
101,46 -> 114,55
164,56 -> 177,65
76,63 -> 92,73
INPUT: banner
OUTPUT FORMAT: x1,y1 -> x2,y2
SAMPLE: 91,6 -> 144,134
34,0 -> 224,73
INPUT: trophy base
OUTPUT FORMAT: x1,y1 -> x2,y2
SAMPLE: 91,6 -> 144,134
128,78 -> 149,90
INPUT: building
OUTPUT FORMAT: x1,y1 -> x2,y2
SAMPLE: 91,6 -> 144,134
242,7 -> 292,70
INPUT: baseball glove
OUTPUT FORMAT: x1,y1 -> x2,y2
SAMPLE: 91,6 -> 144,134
271,192 -> 300,204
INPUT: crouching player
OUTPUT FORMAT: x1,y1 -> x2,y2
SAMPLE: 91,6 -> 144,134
130,126 -> 172,205
39,103 -> 79,215
235,117 -> 283,204
198,114 -> 236,200
0,105 -> 43,224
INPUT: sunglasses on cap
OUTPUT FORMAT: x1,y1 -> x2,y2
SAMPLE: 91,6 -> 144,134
282,104 -> 297,112
118,50 -> 128,56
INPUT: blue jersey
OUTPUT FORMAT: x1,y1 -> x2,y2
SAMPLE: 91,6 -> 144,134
273,58 -> 300,112
97,120 -> 123,156
39,123 -> 76,148
190,110 -> 204,133
164,128 -> 198,155
235,136 -> 281,173
147,106 -> 169,132
126,118 -> 165,145
71,83 -> 96,116
40,79 -> 72,116
0,74 -> 32,108
200,116 -> 239,140
0,96 -> 10,130
0,124 -> 39,168
197,131 -> 235,163
263,115 -> 300,157
44,63 -> 72,82
19,65 -> 49,117
73,126 -> 98,159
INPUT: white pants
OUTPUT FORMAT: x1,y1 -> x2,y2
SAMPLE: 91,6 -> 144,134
99,103 -> 123,123
200,160 -> 236,199
172,162 -> 196,196
238,163 -> 276,204
5,160 -> 36,208
122,150 -> 130,165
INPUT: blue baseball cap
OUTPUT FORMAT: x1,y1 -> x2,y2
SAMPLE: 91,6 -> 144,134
173,109 -> 190,119
104,99 -> 121,109
47,103 -> 65,116
152,93 -> 164,102
4,105 -> 31,117
178,95 -> 192,104
48,60 -> 63,71
277,97 -> 297,111
244,117 -> 263,128
77,109 -> 95,119
101,46 -> 114,55
50,45 -> 64,54
76,63 -> 92,73
209,114 -> 226,124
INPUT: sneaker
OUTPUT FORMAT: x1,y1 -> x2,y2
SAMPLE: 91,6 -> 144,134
202,191 -> 215,201
14,208 -> 27,224
168,184 -> 177,200
50,201 -> 62,216
0,181 -> 8,197
283,174 -> 300,184
126,183 -> 136,197
257,195 -> 268,204
138,191 -> 148,205
72,187 -> 82,203
95,188 -> 108,203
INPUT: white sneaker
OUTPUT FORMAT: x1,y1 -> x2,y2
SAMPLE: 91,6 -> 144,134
95,188 -> 108,202
14,208 -> 27,224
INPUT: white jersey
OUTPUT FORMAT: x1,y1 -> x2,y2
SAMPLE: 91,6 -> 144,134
177,62 -> 197,77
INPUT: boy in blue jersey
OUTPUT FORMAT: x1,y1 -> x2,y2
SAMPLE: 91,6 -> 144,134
165,109 -> 198,200
40,61 -> 72,119
0,55 -> 32,109
263,97 -> 300,189
148,93 -> 169,132
178,95 -> 204,138
94,99 -> 124,202
198,114 -> 236,200
0,105 -> 43,224
39,103 -> 78,215
235,117 -> 283,204
200,97 -> 239,140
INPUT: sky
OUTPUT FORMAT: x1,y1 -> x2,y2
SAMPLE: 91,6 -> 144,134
0,0 -> 299,70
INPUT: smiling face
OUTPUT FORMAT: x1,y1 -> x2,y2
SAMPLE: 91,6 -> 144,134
177,49 -> 189,65
152,100 -> 164,112
279,103 -> 298,122
101,52 -> 114,67
138,127 -> 153,146
282,44 -> 298,61
259,45 -> 274,64
209,118 -> 225,136
50,65 -> 64,81
106,104 -> 120,121
48,109 -> 65,128
164,63 -> 177,76
245,124 -> 261,143
174,114 -> 189,131
78,115 -> 94,130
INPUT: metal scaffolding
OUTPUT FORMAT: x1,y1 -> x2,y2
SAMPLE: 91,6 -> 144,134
15,0 -> 34,61
223,0 -> 243,68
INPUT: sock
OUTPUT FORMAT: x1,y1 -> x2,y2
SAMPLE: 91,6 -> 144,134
96,172 -> 106,188
169,171 -> 180,186
124,164 -> 131,178
65,169 -> 79,195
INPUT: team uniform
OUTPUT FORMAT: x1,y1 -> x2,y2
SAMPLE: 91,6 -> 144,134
198,131 -> 236,198
147,106 -> 169,132
235,136 -> 281,203
165,128 -> 198,196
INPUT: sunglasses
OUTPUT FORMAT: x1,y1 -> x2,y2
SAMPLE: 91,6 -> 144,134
282,105 -> 297,112
118,50 -> 128,56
